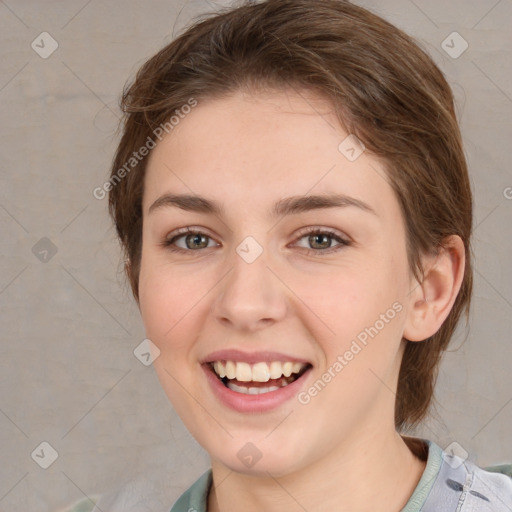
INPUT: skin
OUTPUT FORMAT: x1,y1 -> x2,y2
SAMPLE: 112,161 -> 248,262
137,88 -> 465,512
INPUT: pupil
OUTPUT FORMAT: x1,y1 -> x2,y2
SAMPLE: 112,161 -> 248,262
311,234 -> 330,249
187,234 -> 207,249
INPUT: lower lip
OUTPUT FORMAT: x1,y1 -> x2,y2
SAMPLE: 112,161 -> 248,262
202,364 -> 312,413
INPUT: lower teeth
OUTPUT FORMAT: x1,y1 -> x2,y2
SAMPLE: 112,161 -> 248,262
225,376 -> 295,395
227,382 -> 282,394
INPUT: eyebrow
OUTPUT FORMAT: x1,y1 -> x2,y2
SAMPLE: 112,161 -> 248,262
147,193 -> 377,218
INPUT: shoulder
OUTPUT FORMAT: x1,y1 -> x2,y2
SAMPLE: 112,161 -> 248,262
416,440 -> 512,512
58,476 -> 171,512
484,463 -> 512,479
57,497 -> 99,512
425,442 -> 512,512
57,470 -> 211,512
470,461 -> 512,507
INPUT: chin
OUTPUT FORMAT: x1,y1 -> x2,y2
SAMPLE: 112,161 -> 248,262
207,437 -> 308,478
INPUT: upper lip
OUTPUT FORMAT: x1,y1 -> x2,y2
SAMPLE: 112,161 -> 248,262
201,349 -> 312,365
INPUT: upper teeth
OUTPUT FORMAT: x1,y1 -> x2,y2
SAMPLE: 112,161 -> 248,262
212,361 -> 307,382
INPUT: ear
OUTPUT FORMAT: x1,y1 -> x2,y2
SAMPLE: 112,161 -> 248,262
403,235 -> 465,342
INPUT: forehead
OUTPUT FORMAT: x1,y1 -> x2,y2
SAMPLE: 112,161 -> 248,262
143,88 -> 397,222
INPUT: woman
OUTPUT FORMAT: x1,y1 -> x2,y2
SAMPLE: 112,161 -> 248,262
84,0 -> 511,510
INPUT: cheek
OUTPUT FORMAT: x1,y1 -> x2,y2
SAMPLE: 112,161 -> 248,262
292,264 -> 387,330
300,258 -> 407,363
138,258 -> 183,345
139,269 -> 171,336
138,256 -> 214,355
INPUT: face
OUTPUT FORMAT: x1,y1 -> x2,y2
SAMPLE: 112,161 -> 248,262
138,88 -> 415,476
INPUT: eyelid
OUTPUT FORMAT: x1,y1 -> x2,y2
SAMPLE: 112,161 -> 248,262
163,226 -> 219,249
292,225 -> 350,242
162,225 -> 351,255
289,226 -> 351,255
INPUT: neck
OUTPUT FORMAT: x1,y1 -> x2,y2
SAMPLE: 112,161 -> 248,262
207,430 -> 427,512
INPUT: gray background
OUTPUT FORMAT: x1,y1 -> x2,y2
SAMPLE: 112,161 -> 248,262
0,0 -> 511,510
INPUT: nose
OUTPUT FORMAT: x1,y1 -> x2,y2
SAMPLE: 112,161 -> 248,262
210,246 -> 288,332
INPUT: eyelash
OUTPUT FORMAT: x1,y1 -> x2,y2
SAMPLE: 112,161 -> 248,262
162,226 -> 351,256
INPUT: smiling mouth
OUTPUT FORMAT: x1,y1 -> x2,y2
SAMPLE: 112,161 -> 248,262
208,360 -> 312,395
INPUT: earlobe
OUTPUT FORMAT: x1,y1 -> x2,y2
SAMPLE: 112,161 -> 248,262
403,235 -> 465,342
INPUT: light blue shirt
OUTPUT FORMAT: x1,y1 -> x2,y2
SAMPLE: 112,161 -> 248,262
80,437 -> 511,511
169,438 -> 512,512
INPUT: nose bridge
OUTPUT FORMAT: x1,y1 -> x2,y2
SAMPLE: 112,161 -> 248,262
212,235 -> 287,330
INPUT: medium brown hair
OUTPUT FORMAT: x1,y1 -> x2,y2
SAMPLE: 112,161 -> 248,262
108,0 -> 473,431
